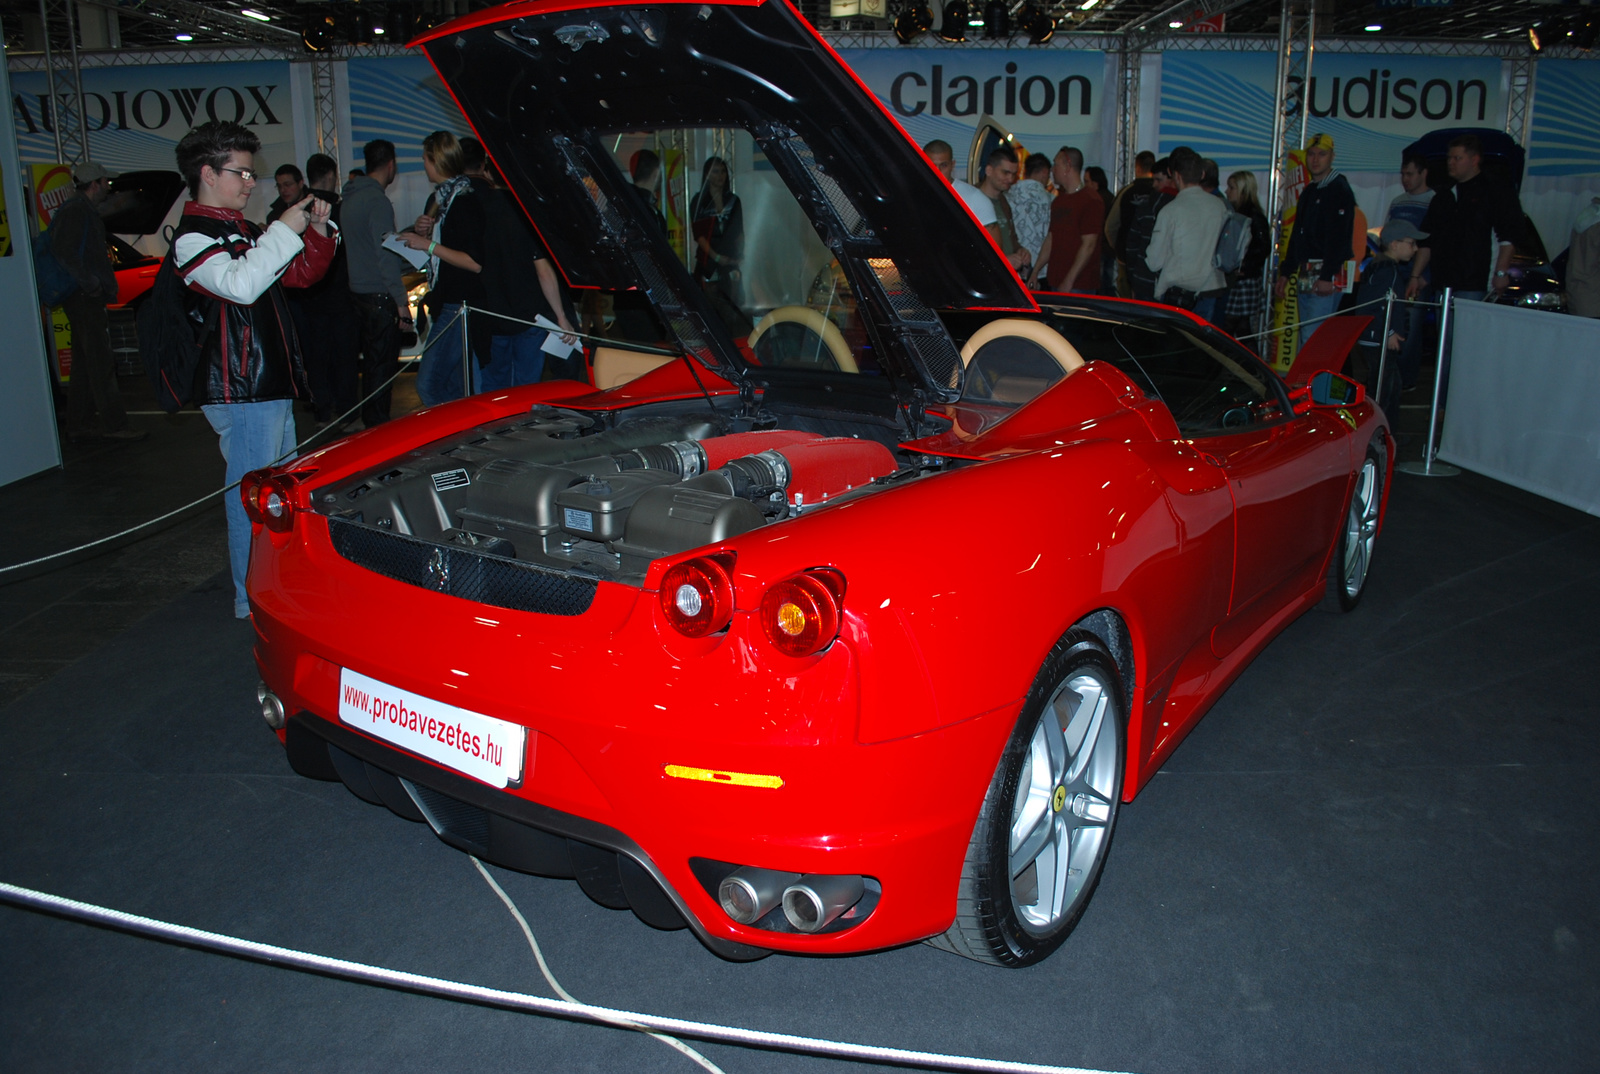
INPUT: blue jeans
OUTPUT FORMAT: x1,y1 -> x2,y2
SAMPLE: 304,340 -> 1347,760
203,400 -> 297,619
1296,289 -> 1343,352
481,326 -> 550,390
417,303 -> 481,406
1192,294 -> 1222,325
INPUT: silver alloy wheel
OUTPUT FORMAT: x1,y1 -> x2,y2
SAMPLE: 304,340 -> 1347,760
1341,457 -> 1381,600
1007,669 -> 1119,935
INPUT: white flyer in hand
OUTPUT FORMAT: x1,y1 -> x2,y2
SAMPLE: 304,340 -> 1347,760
382,232 -> 430,271
536,314 -> 580,358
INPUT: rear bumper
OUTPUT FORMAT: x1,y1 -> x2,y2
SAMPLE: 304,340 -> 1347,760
251,520 -> 1016,956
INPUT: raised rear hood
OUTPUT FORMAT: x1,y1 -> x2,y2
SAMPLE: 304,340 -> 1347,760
415,0 -> 1035,384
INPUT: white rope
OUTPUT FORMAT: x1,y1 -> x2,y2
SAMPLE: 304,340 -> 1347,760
470,857 -> 726,1074
0,880 -> 1130,1074
0,308 -> 462,581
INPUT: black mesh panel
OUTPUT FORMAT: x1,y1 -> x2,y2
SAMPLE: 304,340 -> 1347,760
327,517 -> 597,616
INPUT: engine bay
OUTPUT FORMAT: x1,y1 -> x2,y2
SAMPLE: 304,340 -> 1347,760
312,405 -> 919,586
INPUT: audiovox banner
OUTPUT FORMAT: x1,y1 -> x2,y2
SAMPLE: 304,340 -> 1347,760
835,49 -> 1105,180
9,61 -> 296,176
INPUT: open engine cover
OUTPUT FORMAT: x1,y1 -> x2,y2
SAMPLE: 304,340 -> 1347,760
313,408 -> 899,587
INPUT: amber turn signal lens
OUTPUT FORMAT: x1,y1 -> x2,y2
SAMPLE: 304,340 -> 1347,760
760,569 -> 845,657
659,553 -> 736,637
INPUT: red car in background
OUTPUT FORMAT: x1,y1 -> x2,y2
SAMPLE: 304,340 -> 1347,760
101,169 -> 186,310
244,0 -> 1392,968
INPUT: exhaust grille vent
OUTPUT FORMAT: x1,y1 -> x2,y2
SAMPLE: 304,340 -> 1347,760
327,516 -> 597,616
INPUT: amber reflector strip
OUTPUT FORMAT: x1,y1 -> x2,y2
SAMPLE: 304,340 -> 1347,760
663,764 -> 784,790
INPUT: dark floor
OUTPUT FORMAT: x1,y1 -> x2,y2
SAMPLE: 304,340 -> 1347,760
2,366 -> 1597,1073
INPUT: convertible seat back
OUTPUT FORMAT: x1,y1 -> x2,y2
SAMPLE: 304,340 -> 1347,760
1284,314 -> 1373,385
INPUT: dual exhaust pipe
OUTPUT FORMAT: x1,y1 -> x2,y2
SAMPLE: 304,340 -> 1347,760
718,867 -> 865,933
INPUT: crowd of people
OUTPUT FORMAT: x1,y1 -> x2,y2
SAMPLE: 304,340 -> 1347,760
923,138 -> 1278,338
920,129 -> 1596,421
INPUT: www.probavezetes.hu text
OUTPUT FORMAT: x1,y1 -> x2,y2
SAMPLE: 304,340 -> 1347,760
342,683 -> 507,767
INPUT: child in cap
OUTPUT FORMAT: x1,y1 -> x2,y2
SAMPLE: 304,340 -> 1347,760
1353,218 -> 1427,419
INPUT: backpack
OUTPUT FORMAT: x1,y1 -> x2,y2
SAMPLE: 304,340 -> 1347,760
1213,209 -> 1252,274
32,227 -> 83,307
137,252 -> 217,413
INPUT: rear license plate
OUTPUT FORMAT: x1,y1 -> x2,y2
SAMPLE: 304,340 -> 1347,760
337,667 -> 527,789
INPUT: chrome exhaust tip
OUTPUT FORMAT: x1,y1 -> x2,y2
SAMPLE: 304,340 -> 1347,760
781,874 -> 865,933
718,867 -> 801,924
259,683 -> 286,730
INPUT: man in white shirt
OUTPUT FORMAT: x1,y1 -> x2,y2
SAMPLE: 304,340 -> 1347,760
1007,152 -> 1053,276
923,138 -> 997,228
1145,147 -> 1228,322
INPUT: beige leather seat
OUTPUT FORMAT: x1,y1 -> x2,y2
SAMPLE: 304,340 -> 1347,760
748,305 -> 858,373
957,318 -> 1085,404
591,346 -> 675,390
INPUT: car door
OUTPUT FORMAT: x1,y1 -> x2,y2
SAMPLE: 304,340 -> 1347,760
1100,318 -> 1346,619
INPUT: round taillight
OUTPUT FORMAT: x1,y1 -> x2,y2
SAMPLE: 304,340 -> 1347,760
246,474 -> 298,533
760,569 -> 845,657
240,468 -> 273,524
659,555 -> 736,637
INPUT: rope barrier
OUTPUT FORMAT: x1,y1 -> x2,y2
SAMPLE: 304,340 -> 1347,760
0,308 -> 463,584
0,880 -> 1130,1074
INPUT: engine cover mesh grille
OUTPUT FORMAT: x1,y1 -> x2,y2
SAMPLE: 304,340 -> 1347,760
326,516 -> 597,616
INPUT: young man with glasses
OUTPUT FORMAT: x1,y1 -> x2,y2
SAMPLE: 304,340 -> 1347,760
172,120 -> 337,619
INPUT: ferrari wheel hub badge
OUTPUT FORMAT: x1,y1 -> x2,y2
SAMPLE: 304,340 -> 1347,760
1052,785 -> 1067,813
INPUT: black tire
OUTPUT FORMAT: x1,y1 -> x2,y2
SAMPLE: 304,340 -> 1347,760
1321,436 -> 1387,613
928,630 -> 1126,967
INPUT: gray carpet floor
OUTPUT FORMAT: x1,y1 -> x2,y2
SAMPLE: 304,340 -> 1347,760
3,467 -> 1597,1073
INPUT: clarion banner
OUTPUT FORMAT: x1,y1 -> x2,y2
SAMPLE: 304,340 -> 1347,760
834,48 -> 1106,180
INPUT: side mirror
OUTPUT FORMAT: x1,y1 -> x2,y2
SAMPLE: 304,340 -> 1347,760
1309,370 -> 1365,408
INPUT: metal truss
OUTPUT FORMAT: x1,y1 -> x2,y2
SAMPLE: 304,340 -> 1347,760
7,45 -> 297,69
819,30 -> 1116,49
310,53 -> 339,163
1263,0 -> 1313,339
35,0 -> 88,164
1113,47 -> 1140,190
1504,54 -> 1534,151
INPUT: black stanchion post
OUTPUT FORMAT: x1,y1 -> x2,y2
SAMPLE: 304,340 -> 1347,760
1397,287 -> 1460,477
1373,289 -> 1394,413
460,304 -> 473,398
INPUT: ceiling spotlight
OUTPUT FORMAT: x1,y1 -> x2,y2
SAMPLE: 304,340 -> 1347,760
937,0 -> 967,41
1019,3 -> 1055,44
1364,23 -> 1382,32
302,12 -> 332,51
984,0 -> 1011,38
893,1 -> 933,43
1528,26 -> 1542,52
239,8 -> 271,21
174,32 -> 193,41
1167,19 -> 1183,29
1078,0 -> 1098,8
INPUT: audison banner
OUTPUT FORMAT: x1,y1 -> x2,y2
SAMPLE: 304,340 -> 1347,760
1160,51 -> 1503,173
1527,60 -> 1600,178
834,48 -> 1106,180
10,61 -> 296,183
346,55 -> 461,174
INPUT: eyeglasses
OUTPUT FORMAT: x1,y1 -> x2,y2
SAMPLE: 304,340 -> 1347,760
218,167 -> 258,183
